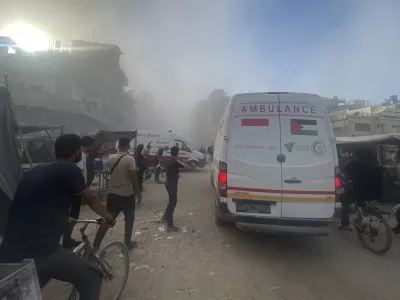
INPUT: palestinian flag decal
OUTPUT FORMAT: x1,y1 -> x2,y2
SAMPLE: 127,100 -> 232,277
290,119 -> 318,136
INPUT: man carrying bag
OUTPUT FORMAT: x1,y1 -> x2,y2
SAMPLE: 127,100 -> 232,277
95,138 -> 141,250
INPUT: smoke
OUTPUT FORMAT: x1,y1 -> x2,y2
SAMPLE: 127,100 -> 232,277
1,0 -> 400,133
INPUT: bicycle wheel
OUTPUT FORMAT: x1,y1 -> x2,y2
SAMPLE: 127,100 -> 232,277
356,211 -> 392,255
68,288 -> 79,300
143,169 -> 153,182
98,241 -> 130,300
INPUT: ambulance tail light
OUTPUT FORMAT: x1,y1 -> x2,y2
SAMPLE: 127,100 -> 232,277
218,161 -> 227,197
334,166 -> 342,202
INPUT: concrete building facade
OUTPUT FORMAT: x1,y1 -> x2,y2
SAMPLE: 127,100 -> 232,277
0,39 -> 135,134
330,103 -> 400,137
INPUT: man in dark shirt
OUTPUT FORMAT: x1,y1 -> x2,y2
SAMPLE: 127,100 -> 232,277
0,134 -> 114,300
63,135 -> 95,249
162,146 -> 185,232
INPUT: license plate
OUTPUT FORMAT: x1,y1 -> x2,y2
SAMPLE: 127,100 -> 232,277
236,203 -> 271,214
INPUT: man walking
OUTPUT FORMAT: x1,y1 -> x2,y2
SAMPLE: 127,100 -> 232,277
135,144 -> 147,192
155,147 -> 165,183
105,138 -> 141,249
162,146 -> 185,232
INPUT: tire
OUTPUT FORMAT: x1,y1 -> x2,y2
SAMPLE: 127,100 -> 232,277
143,169 -> 152,182
215,214 -> 227,226
98,241 -> 130,300
68,241 -> 129,300
356,211 -> 392,255
214,198 -> 227,226
68,288 -> 79,300
189,161 -> 197,170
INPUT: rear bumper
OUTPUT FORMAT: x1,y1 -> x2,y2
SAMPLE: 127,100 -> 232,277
235,216 -> 336,235
216,200 -> 338,235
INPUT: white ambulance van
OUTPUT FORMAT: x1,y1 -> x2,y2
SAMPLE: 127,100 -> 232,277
136,131 -> 206,169
211,92 -> 341,234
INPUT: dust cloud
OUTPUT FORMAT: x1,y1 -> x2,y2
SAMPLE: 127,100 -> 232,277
1,0 -> 400,132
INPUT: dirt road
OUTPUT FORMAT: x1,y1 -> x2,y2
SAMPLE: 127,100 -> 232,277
45,167 -> 400,300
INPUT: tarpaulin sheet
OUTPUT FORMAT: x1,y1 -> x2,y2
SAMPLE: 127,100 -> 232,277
92,130 -> 137,148
18,123 -> 64,135
0,86 -> 21,235
0,87 -> 21,199
336,133 -> 400,145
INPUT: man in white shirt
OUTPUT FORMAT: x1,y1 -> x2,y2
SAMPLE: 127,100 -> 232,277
76,148 -> 87,182
63,136 -> 95,249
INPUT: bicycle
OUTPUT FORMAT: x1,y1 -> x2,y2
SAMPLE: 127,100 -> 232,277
143,163 -> 164,182
68,218 -> 130,300
349,202 -> 392,255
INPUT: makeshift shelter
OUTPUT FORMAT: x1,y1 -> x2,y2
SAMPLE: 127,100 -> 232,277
18,123 -> 64,136
92,130 -> 137,148
92,130 -> 137,156
336,133 -> 400,146
17,124 -> 64,169
0,86 -> 22,236
336,134 -> 400,202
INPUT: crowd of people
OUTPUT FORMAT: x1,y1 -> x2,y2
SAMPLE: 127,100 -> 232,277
0,133 -> 186,299
2,132 -> 400,299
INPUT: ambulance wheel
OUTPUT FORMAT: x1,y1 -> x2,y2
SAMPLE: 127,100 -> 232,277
189,161 -> 197,170
214,200 -> 227,226
215,214 -> 227,226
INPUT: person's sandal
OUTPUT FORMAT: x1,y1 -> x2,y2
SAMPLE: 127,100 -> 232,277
125,240 -> 138,250
392,226 -> 400,236
166,226 -> 180,232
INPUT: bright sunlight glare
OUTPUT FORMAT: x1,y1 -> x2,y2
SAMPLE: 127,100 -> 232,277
1,22 -> 49,52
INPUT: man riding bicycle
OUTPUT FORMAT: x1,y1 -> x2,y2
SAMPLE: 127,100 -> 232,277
0,134 -> 114,300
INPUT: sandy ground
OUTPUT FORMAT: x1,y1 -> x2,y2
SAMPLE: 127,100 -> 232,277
44,167 -> 400,300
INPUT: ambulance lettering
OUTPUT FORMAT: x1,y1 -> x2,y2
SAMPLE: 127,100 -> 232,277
240,104 -> 316,115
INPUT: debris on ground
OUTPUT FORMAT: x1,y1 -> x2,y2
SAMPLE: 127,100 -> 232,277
158,226 -> 165,232
134,264 -> 149,271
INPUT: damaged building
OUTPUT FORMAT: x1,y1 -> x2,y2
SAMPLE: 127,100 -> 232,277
0,38 -> 136,134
